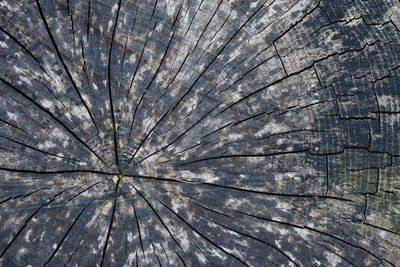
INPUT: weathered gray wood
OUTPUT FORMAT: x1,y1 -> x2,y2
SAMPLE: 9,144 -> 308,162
0,0 -> 400,266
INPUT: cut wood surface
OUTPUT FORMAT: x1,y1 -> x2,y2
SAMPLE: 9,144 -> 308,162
1,0 -> 400,266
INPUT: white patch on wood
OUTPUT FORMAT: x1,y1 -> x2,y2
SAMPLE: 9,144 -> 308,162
127,253 -> 136,266
41,99 -> 53,109
171,199 -> 181,212
324,251 -> 342,266
378,95 -> 399,109
196,252 -> 208,264
63,140 -> 69,148
24,230 -> 32,243
7,111 -> 18,121
71,106 -> 90,121
0,41 -> 8,48
255,120 -> 288,137
38,140 -> 56,149
177,231 -> 190,249
82,94 -> 92,109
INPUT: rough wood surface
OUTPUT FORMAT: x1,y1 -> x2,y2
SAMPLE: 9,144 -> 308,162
1,0 -> 400,266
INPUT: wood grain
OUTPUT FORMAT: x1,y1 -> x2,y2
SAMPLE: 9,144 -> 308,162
1,0 -> 400,266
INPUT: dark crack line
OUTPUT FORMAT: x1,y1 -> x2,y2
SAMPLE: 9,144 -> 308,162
2,53 -> 71,117
126,32 -> 150,98
175,250 -> 187,267
171,0 -> 184,30
363,222 -> 400,237
35,0 -> 103,150
0,185 -> 77,258
0,197 -> 13,205
170,0 -> 269,114
236,210 -> 393,265
306,225 -> 393,266
128,181 -> 183,251
64,202 -> 105,266
108,0 -> 123,172
100,175 -> 121,267
208,218 -> 299,267
326,155 -> 329,196
252,128 -> 320,141
123,173 -> 353,202
1,187 -> 49,204
314,242 -> 356,266
0,78 -> 108,167
362,196 -> 368,223
215,39 -> 382,117
211,54 -> 277,98
177,0 -> 223,80
125,0 -> 184,154
145,181 -> 235,221
131,196 -> 145,257
150,0 -> 158,20
0,133 -> 84,163
194,244 -> 214,265
149,236 -> 162,267
121,0 -> 139,72
159,242 -> 171,264
0,118 -> 30,135
0,167 -> 115,175
39,80 -> 74,115
174,139 -> 216,155
0,25 -> 41,63
87,0 -> 91,38
68,1 -> 77,47
200,110 -> 273,140
193,201 -> 234,219
184,1 -> 240,78
274,43 -> 288,76
123,110 -> 169,172
0,25 -> 50,79
157,198 -> 250,267
65,237 -> 83,265
200,122 -> 233,140
183,0 -> 204,37
131,104 -> 220,167
178,149 -> 311,166
125,28 -> 176,168
44,200 -> 94,266
120,36 -> 130,73
64,180 -> 106,206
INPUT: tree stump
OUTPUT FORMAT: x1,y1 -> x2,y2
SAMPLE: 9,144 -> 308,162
1,0 -> 400,266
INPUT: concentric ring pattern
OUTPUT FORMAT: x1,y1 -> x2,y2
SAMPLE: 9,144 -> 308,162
1,0 -> 400,266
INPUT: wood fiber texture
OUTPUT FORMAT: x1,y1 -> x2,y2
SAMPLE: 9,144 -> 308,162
1,0 -> 400,266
